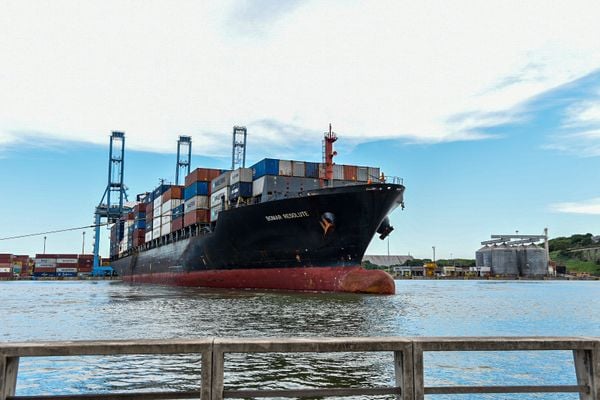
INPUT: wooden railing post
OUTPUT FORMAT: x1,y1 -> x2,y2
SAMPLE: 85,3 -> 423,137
394,347 -> 415,400
200,349 -> 213,400
211,343 -> 224,400
0,356 -> 19,400
574,344 -> 599,400
412,343 -> 424,400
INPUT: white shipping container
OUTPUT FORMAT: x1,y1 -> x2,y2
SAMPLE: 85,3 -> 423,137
211,171 -> 231,192
152,227 -> 161,238
145,231 -> 153,242
35,258 -> 57,265
162,199 -> 182,216
357,167 -> 369,182
368,167 -> 381,181
184,196 -> 209,212
153,216 -> 163,228
0,267 -> 11,273
333,164 -> 344,180
162,223 -> 172,235
210,187 -> 229,206
210,206 -> 221,222
292,161 -> 305,177
56,258 -> 77,264
56,267 -> 78,273
153,196 -> 162,209
278,160 -> 292,176
252,176 -> 266,197
229,168 -> 253,184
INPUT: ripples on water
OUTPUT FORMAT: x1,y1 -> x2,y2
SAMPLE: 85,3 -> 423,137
1,280 -> 599,399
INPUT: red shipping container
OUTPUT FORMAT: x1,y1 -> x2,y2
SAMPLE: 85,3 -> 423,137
343,165 -> 358,181
145,202 -> 153,214
78,267 -> 92,273
183,210 -> 210,227
185,168 -> 222,187
172,216 -> 183,231
163,186 -> 184,202
0,254 -> 12,262
34,267 -> 56,273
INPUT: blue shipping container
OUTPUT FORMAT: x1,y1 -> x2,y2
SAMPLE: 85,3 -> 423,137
184,182 -> 209,200
134,220 -> 146,229
152,184 -> 170,199
252,158 -> 279,179
230,182 -> 252,198
172,204 -> 185,220
56,271 -> 78,278
33,272 -> 56,278
305,162 -> 319,178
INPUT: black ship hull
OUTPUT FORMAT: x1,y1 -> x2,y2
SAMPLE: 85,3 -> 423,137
112,183 -> 404,293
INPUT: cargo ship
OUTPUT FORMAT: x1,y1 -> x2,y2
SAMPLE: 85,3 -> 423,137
110,128 -> 405,294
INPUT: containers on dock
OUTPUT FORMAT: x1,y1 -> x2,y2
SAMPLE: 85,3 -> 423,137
185,168 -> 221,187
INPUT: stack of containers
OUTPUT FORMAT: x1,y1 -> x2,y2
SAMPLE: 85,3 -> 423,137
56,254 -> 78,277
120,213 -> 135,253
210,171 -> 232,222
77,254 -> 93,275
34,254 -> 57,277
184,168 -> 220,226
0,254 -> 12,278
12,255 -> 31,276
229,168 -> 253,203
172,204 -> 185,231
251,158 -> 321,202
152,184 -> 170,239
161,186 -> 183,236
132,203 -> 146,247
144,201 -> 154,243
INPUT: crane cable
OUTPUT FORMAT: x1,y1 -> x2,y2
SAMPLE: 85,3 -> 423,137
0,223 -> 109,241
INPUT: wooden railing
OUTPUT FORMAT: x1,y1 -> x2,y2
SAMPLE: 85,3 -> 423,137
1,337 -> 598,400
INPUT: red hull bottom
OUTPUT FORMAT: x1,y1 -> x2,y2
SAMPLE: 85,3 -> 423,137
121,266 -> 396,294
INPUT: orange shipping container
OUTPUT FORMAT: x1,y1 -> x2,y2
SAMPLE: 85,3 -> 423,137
343,165 -> 358,181
185,168 -> 222,187
172,216 -> 184,232
183,210 -> 210,227
163,186 -> 184,202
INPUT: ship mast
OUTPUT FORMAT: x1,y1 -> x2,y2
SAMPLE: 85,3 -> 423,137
323,124 -> 338,187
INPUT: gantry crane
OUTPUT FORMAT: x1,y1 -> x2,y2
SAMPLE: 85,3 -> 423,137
93,131 -> 129,274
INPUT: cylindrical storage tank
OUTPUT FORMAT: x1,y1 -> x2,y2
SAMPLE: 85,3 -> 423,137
491,244 -> 519,276
475,246 -> 488,267
523,244 -> 548,277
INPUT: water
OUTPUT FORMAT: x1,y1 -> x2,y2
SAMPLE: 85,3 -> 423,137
1,279 -> 599,399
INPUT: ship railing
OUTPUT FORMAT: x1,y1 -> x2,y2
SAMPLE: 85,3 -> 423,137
1,336 -> 598,400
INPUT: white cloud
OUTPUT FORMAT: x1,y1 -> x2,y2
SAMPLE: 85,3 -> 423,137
1,0 -> 600,155
550,198 -> 600,215
565,102 -> 600,127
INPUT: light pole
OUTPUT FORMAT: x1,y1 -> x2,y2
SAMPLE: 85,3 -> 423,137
43,236 -> 47,254
82,232 -> 86,254
432,246 -> 436,263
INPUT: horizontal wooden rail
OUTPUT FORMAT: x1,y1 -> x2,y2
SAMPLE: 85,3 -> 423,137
1,337 -> 598,400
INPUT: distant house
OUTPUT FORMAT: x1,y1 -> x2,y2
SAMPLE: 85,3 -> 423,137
363,255 -> 414,268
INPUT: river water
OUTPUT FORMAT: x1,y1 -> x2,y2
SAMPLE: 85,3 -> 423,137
1,279 -> 599,399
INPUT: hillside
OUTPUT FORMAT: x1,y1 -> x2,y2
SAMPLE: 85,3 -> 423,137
548,233 -> 600,275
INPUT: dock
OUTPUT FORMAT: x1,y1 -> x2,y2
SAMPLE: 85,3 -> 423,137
1,337 -> 599,399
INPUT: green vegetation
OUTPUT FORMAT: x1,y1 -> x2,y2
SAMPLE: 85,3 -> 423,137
548,233 -> 600,275
401,258 -> 475,267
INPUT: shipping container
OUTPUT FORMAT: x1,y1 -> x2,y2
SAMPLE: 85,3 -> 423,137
357,167 -> 368,182
343,165 -> 357,181
210,206 -> 221,222
153,196 -> 162,209
229,168 -> 253,184
278,160 -> 292,176
368,167 -> 381,181
172,216 -> 183,231
56,267 -> 78,273
56,271 -> 77,278
172,204 -> 185,219
162,199 -> 182,216
145,230 -> 153,242
292,161 -> 305,177
333,164 -> 344,180
184,181 -> 209,200
134,219 -> 146,230
162,221 -> 172,235
252,176 -> 321,201
183,210 -> 210,227
211,172 -> 231,192
230,182 -> 252,199
152,184 -> 170,200
184,196 -> 209,212
185,168 -> 222,187
251,158 -> 279,179
305,162 -> 319,178
162,186 -> 184,202
152,226 -> 161,239
210,187 -> 229,206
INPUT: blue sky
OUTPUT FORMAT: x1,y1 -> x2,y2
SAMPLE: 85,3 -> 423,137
1,1 -> 600,259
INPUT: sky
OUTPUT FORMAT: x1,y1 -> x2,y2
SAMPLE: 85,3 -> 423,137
1,0 -> 599,259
